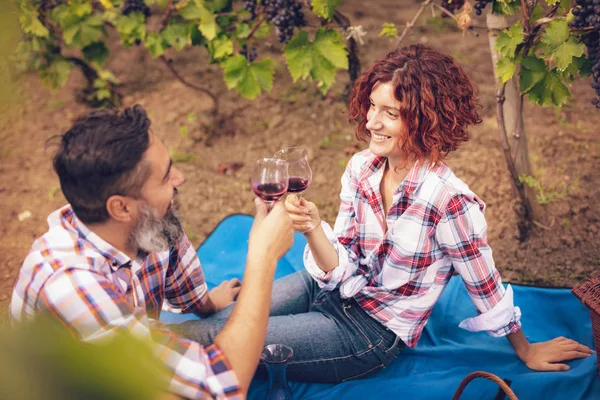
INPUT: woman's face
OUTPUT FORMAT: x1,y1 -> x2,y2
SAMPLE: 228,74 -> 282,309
365,81 -> 405,162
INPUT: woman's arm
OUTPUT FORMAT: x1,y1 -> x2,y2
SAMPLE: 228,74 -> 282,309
285,196 -> 339,272
436,194 -> 594,370
507,329 -> 593,371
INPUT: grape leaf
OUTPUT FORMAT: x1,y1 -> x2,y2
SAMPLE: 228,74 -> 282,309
98,0 -> 115,9
82,42 -> 109,65
526,69 -> 571,107
551,38 -> 585,71
40,59 -> 71,89
62,14 -> 105,48
496,57 -> 517,83
179,1 -> 204,20
222,55 -> 274,99
254,21 -> 272,39
208,35 -> 233,60
541,19 -> 569,50
311,0 -> 341,20
180,0 -> 218,40
70,0 -> 93,17
198,3 -> 217,40
211,0 -> 230,12
115,13 -> 147,47
494,24 -> 524,59
529,4 -> 545,23
235,23 -> 252,39
19,7 -> 49,38
284,28 -> 348,94
519,56 -> 546,93
379,23 -> 398,41
145,33 -> 168,57
491,0 -> 519,16
162,22 -> 192,51
545,0 -> 560,5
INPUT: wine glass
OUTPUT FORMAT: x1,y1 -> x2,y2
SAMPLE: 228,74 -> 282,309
251,158 -> 289,211
273,147 -> 312,198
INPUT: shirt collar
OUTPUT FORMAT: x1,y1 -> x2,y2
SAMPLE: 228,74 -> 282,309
50,205 -> 132,272
358,153 -> 445,196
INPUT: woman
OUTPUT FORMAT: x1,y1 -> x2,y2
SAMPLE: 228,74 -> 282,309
176,44 -> 593,383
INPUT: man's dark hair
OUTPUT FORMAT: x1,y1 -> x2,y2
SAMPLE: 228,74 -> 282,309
53,105 -> 152,224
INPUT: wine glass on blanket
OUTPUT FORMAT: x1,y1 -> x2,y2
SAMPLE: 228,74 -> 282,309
251,158 -> 289,211
273,147 -> 312,198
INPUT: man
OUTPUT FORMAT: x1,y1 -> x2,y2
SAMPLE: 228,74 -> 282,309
10,105 -> 294,399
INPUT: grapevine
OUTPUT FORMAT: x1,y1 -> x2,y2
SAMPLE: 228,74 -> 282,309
570,0 -> 600,107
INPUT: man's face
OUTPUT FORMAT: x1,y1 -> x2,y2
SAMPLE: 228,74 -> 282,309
128,134 -> 186,253
127,199 -> 184,254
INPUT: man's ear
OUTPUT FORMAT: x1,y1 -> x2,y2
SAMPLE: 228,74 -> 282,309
106,195 -> 137,223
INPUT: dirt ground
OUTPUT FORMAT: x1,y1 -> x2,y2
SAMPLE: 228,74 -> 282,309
1,0 -> 599,325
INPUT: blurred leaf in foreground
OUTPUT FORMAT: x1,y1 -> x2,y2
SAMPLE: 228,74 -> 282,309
0,316 -> 167,400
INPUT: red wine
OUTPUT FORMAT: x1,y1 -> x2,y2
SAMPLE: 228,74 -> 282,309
288,177 -> 309,193
253,182 -> 287,201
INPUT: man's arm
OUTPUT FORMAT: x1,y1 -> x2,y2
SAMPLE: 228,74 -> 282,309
38,267 -> 241,399
163,235 -> 240,317
213,199 -> 293,394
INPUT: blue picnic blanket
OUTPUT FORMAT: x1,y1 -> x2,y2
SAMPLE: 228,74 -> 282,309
160,215 -> 600,399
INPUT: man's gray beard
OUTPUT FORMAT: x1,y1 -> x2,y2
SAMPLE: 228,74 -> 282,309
128,201 -> 184,254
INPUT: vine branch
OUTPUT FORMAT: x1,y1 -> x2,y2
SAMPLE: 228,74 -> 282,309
159,56 -> 219,113
495,83 -> 534,233
395,0 -> 433,46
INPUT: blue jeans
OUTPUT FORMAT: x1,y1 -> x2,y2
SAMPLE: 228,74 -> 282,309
171,270 -> 404,383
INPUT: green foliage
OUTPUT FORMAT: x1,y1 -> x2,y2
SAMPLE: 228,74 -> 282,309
519,173 -> 572,205
495,24 -> 525,59
312,0 -> 342,20
222,55 -> 274,99
379,23 -> 398,41
491,11 -> 590,108
284,28 -> 348,94
16,0 -> 348,104
0,317 -> 166,400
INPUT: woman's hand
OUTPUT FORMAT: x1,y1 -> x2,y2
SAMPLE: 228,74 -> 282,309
519,336 -> 594,371
284,194 -> 321,234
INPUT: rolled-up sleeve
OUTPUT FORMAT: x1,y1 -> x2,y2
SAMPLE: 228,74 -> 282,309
435,194 -> 521,337
304,158 -> 361,290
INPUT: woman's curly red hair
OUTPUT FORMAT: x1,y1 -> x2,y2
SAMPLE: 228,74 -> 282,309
349,44 -> 482,165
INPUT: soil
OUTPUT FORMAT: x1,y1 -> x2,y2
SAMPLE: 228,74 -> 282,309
1,0 -> 599,325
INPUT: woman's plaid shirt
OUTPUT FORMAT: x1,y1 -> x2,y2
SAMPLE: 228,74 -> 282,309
10,206 -> 241,399
304,150 -> 522,348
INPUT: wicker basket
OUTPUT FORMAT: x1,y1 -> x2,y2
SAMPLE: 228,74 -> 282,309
453,371 -> 518,400
572,273 -> 600,374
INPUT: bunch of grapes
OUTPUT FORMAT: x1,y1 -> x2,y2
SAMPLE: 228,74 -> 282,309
243,0 -> 258,19
240,45 -> 258,62
440,0 -> 465,18
473,0 -> 493,16
247,0 -> 306,43
570,0 -> 600,108
122,0 -> 151,18
39,0 -> 63,12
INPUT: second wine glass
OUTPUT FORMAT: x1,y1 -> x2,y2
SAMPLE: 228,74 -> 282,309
251,158 -> 289,211
273,147 -> 312,198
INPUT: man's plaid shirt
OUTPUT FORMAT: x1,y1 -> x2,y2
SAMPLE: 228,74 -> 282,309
10,205 -> 241,399
304,150 -> 522,348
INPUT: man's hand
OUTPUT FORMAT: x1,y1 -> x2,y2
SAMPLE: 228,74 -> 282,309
248,198 -> 294,264
284,194 -> 321,233
208,279 -> 241,312
519,336 -> 594,371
